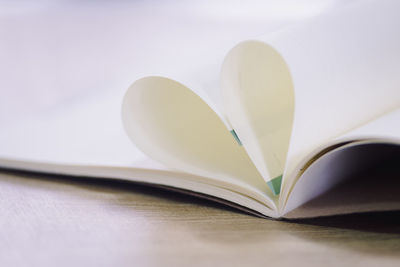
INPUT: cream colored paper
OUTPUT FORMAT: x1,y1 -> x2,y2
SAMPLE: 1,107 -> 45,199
219,0 -> 400,207
1,0 -> 399,218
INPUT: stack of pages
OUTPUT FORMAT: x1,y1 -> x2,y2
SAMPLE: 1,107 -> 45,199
1,0 -> 399,218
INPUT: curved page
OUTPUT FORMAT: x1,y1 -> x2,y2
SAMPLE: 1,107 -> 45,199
0,89 -> 277,214
121,77 -> 276,207
283,140 -> 400,218
221,0 -> 400,204
283,108 -> 400,216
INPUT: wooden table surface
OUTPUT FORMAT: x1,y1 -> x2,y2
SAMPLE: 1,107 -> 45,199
0,170 -> 399,267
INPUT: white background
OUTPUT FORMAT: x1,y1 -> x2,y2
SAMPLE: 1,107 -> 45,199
0,0 -> 348,125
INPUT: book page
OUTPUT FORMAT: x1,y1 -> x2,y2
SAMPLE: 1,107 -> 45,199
283,108 -> 400,216
0,89 -> 148,168
1,0 -> 341,216
276,0 -> 400,204
121,77 -> 277,206
219,0 -> 400,204
0,87 -> 278,214
283,142 -> 400,219
220,41 -> 294,195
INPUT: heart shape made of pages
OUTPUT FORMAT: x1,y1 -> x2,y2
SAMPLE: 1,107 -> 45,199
122,41 -> 294,196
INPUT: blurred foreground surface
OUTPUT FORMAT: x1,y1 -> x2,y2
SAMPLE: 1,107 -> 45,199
0,169 -> 399,267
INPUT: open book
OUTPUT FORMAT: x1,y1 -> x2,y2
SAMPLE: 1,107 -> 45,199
0,0 -> 399,219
